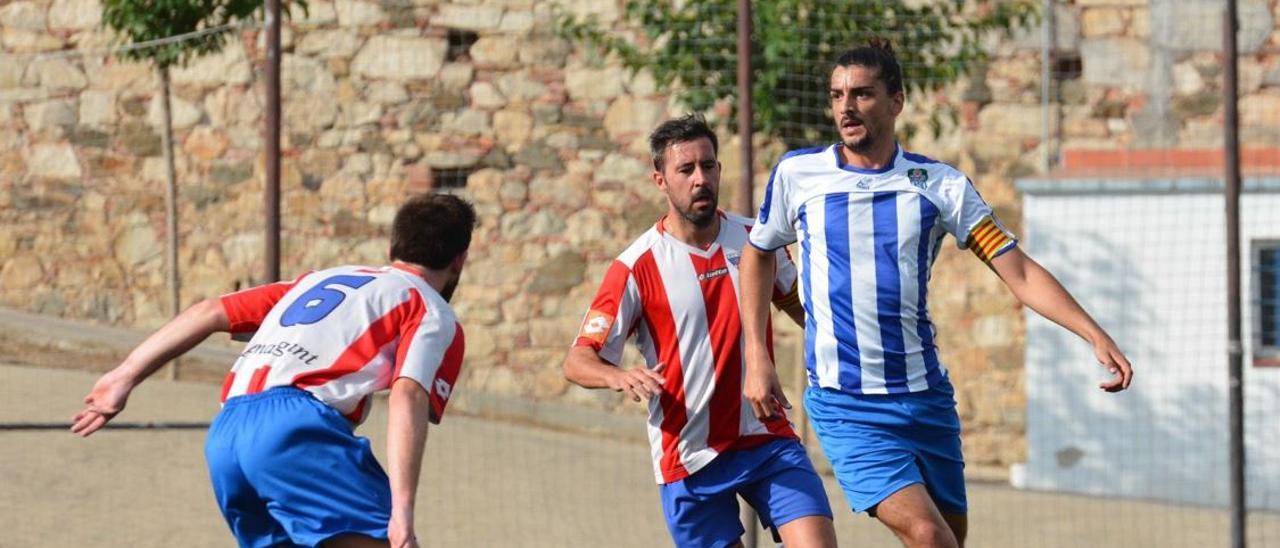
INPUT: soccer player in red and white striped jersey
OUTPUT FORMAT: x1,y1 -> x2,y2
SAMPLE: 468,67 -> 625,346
564,115 -> 836,548
216,262 -> 465,426
73,194 -> 476,548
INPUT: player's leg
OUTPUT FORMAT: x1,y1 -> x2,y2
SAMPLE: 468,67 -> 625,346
942,513 -> 968,546
872,427 -> 967,548
805,386 -> 949,546
905,382 -> 968,546
239,388 -> 394,546
872,484 -> 958,548
205,400 -> 296,547
735,438 -> 836,548
775,516 -> 837,548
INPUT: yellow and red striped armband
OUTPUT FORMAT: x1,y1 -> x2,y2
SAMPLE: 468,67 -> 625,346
966,216 -> 1016,264
772,280 -> 801,311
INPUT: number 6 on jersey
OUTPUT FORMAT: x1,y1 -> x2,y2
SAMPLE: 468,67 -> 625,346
280,275 -> 376,326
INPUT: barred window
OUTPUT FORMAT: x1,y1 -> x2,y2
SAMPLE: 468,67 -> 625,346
446,29 -> 479,62
431,167 -> 474,193
1256,242 -> 1280,367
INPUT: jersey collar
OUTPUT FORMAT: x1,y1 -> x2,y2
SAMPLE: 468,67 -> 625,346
833,142 -> 900,174
391,261 -> 429,280
656,211 -> 725,256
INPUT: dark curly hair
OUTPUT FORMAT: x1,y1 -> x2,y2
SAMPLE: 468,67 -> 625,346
389,193 -> 477,269
833,37 -> 904,96
648,113 -> 719,172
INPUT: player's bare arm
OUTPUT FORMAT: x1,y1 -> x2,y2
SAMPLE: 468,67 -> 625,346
739,244 -> 789,421
988,247 -> 1133,392
562,346 -> 665,402
385,377 -> 433,548
71,297 -> 231,437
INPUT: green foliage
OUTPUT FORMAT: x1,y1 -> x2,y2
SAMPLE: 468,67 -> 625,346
556,0 -> 1038,148
102,0 -> 307,68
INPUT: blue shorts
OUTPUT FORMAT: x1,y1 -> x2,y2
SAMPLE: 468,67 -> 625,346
659,437 -> 833,548
204,387 -> 391,547
804,382 -> 967,515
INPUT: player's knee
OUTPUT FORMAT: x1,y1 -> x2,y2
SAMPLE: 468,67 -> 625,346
777,515 -> 837,548
903,519 -> 957,548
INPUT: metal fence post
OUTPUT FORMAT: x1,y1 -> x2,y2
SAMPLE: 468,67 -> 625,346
265,0 -> 282,283
1222,0 -> 1246,546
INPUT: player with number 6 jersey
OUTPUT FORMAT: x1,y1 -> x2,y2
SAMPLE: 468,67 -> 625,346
72,194 -> 477,548
219,263 -> 464,426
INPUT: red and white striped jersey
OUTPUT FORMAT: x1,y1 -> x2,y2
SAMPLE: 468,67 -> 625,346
575,211 -> 801,484
219,264 -> 465,426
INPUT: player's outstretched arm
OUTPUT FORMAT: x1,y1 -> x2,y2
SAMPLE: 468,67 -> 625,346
71,297 -> 231,437
739,244 -> 789,420
386,377 -> 431,548
562,346 -> 664,402
989,247 -> 1133,392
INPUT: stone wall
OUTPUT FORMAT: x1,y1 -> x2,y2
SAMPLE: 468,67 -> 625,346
1,0 -> 1277,468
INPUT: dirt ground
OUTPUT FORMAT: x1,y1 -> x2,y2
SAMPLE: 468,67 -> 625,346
0,308 -> 1276,547
4,363 -> 1279,548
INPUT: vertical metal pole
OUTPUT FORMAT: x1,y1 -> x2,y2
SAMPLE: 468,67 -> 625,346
735,5 -> 760,546
1039,0 -> 1056,172
265,0 -> 283,282
160,65 -> 181,380
734,0 -> 754,218
1223,0 -> 1245,546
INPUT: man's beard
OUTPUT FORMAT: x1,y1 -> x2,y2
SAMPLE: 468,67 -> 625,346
440,272 -> 461,302
842,127 -> 879,155
679,190 -> 717,228
843,134 -> 876,154
839,114 -> 878,154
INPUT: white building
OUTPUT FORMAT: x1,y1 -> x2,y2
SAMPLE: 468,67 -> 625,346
1017,174 -> 1280,511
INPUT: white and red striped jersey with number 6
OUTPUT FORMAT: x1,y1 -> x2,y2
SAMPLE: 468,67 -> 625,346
218,264 -> 465,425
575,211 -> 801,484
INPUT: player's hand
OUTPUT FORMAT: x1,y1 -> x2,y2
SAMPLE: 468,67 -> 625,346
1094,336 -> 1133,393
743,348 -> 789,421
608,363 -> 666,402
70,369 -> 135,437
387,512 -> 419,548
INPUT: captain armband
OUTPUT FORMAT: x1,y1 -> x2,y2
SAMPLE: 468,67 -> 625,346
772,280 -> 802,311
965,216 -> 1017,264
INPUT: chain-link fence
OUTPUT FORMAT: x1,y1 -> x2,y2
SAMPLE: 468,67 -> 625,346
3,0 -> 1280,545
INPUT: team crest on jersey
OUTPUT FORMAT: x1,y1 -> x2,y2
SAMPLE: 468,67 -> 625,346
580,309 -> 614,344
725,250 -> 741,267
907,168 -> 928,188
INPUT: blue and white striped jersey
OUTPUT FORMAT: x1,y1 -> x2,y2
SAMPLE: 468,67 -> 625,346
749,143 -> 1017,395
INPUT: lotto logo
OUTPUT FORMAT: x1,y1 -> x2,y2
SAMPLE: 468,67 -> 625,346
434,379 -> 452,399
584,316 -> 610,334
435,379 -> 452,399
580,309 -> 614,344
698,267 -> 729,282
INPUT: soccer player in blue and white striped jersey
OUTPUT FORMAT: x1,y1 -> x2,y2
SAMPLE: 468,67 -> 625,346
738,39 -> 1133,548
